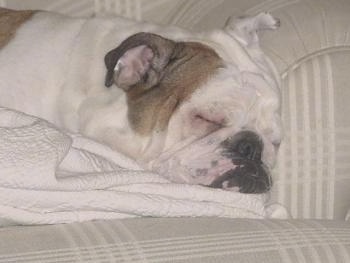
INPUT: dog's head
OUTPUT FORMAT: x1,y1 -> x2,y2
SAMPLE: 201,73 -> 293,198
86,14 -> 282,193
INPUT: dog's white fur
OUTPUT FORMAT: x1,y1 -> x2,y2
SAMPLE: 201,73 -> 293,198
0,10 -> 281,189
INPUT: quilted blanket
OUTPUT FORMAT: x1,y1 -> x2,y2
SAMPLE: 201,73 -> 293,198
0,107 -> 288,226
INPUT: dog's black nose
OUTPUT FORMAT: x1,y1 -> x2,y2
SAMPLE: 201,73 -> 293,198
221,130 -> 263,161
209,131 -> 271,193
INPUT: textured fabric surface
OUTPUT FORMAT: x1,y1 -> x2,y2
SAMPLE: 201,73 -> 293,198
0,107 -> 287,226
273,51 -> 350,220
0,0 -> 349,221
0,218 -> 350,262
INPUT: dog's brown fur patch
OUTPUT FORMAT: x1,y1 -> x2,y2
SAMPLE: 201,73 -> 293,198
0,8 -> 36,49
127,42 -> 223,135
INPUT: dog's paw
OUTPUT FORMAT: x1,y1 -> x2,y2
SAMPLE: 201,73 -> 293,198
256,12 -> 280,30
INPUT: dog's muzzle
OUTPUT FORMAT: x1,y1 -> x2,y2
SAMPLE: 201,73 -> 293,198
150,130 -> 272,194
209,130 -> 271,193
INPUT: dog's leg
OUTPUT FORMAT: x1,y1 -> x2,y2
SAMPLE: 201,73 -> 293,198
225,13 -> 280,47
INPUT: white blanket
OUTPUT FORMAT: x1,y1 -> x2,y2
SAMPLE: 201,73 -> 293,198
0,107 -> 288,226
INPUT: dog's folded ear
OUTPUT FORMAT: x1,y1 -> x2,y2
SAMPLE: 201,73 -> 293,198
224,13 -> 280,47
104,32 -> 175,90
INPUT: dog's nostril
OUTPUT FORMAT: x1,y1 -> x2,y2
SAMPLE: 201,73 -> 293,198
238,141 -> 255,160
222,130 -> 263,161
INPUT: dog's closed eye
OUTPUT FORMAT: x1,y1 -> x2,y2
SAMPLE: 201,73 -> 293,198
192,114 -> 225,133
195,114 -> 223,126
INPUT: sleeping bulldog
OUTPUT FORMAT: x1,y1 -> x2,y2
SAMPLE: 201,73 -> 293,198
0,8 -> 282,193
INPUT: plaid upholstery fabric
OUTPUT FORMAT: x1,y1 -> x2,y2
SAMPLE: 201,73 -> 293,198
1,218 -> 350,263
272,51 -> 350,219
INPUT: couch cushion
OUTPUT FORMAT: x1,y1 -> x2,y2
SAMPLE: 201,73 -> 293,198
0,218 -> 349,262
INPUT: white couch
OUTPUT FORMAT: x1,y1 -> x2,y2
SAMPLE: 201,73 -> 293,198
0,0 -> 349,262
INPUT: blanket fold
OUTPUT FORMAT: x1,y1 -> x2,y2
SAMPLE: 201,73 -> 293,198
0,107 -> 288,226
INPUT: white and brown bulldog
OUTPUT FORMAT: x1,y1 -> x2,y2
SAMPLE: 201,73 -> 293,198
0,8 -> 282,193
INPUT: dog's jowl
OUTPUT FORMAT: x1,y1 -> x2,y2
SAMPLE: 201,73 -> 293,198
0,8 -> 282,193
